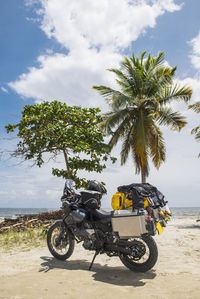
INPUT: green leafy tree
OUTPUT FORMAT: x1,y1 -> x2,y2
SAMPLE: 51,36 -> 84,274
188,101 -> 200,157
93,51 -> 192,183
6,101 -> 116,188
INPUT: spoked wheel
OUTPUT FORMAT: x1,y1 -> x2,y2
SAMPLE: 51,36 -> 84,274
47,221 -> 75,260
119,235 -> 158,272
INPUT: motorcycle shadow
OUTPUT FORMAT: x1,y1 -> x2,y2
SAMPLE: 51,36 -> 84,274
39,256 -> 156,287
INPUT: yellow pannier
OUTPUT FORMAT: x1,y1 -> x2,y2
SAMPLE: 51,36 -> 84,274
123,196 -> 133,209
111,192 -> 133,210
111,192 -> 125,210
143,197 -> 149,207
111,192 -> 150,210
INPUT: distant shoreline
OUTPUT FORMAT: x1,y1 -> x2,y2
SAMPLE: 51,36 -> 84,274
0,207 -> 200,219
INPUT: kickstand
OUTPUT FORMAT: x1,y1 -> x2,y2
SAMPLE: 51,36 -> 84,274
89,250 -> 99,271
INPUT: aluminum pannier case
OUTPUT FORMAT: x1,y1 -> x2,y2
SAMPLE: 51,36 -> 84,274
111,210 -> 148,238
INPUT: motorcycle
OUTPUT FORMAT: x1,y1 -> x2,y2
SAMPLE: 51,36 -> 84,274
47,180 -> 171,272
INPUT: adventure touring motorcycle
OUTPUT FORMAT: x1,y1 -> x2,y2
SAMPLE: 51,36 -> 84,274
47,180 -> 171,272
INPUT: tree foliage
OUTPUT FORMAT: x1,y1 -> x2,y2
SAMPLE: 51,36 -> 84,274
6,101 -> 116,188
188,101 -> 200,157
93,51 -> 192,182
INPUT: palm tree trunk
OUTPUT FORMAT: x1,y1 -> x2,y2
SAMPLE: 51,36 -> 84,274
63,148 -> 71,178
141,168 -> 146,183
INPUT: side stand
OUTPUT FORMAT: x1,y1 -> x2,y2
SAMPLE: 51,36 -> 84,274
89,250 -> 99,271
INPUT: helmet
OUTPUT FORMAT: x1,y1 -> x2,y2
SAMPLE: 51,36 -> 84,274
88,180 -> 107,194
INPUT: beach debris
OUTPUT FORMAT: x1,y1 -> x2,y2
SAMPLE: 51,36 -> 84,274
0,210 -> 62,234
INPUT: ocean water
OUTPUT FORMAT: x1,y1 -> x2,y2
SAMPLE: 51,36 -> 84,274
0,208 -> 56,218
0,207 -> 200,219
170,207 -> 200,218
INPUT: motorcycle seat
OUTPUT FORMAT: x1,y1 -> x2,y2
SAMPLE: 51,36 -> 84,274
91,208 -> 112,222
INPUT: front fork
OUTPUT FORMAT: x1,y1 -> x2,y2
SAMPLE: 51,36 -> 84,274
54,219 -> 68,246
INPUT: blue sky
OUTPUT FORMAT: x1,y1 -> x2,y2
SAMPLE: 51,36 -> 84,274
0,0 -> 200,208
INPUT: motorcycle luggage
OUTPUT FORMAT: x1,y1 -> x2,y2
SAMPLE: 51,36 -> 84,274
117,183 -> 166,208
64,209 -> 86,225
80,190 -> 102,204
111,192 -> 133,210
111,210 -> 148,238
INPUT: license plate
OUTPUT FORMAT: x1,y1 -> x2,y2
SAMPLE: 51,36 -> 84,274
156,222 -> 164,235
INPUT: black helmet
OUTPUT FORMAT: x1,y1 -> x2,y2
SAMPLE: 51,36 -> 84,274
88,180 -> 107,194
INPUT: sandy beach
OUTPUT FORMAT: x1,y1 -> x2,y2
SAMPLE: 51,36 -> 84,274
0,217 -> 200,299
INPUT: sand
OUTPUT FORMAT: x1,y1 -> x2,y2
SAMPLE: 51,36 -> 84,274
0,218 -> 200,299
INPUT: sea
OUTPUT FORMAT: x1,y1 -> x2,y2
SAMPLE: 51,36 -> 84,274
0,207 -> 200,222
0,208 -> 56,222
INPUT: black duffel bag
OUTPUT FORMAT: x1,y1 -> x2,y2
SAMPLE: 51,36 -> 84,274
117,183 -> 166,208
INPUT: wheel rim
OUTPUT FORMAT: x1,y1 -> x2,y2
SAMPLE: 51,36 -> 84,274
51,226 -> 70,255
124,238 -> 150,265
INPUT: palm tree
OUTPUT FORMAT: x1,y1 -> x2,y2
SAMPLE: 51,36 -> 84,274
93,51 -> 192,183
188,101 -> 200,156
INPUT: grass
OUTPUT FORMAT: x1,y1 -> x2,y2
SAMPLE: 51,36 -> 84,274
0,227 -> 47,252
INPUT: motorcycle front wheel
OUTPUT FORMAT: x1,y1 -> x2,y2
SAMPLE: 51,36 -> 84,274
119,235 -> 158,272
47,221 -> 75,260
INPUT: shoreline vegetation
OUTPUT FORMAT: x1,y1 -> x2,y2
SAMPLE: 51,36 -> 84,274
0,210 -> 62,251
0,210 -> 62,233
0,210 -> 61,251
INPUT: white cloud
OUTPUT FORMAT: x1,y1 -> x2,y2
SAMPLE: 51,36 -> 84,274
0,157 -> 64,208
180,77 -> 200,104
38,0 -> 178,50
177,32 -> 200,129
1,87 -> 8,93
170,31 -> 200,132
189,31 -> 200,70
10,0 -> 182,107
9,50 -> 121,108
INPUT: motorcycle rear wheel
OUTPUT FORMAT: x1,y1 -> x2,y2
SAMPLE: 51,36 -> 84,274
47,221 -> 75,260
119,235 -> 158,272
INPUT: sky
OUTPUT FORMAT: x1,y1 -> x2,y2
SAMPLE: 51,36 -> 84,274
0,0 -> 200,209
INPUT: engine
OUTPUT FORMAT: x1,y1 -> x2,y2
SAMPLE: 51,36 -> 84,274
72,225 -> 104,250
82,230 -> 97,250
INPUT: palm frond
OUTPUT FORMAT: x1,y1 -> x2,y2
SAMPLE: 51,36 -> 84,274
93,85 -> 120,97
130,111 -> 151,172
121,57 -> 143,95
191,125 -> 200,142
93,85 -> 131,107
120,129 -> 133,165
157,107 -> 187,131
144,51 -> 165,74
131,146 -> 149,177
143,67 -> 171,98
191,125 -> 200,135
188,101 -> 200,113
195,131 -> 200,142
107,68 -> 129,83
100,108 -> 132,135
140,51 -> 147,64
108,114 -> 133,148
148,125 -> 166,169
171,66 -> 177,77
159,84 -> 192,105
